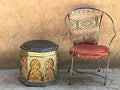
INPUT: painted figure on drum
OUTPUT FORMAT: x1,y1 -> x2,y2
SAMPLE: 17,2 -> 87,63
29,59 -> 42,81
21,57 -> 28,79
44,58 -> 55,81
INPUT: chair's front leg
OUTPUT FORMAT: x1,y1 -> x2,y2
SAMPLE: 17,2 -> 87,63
69,56 -> 74,85
104,56 -> 110,86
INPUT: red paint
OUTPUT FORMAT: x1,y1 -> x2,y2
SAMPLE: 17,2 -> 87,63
70,44 -> 110,59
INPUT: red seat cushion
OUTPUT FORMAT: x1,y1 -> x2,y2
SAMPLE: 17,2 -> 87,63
70,44 -> 110,59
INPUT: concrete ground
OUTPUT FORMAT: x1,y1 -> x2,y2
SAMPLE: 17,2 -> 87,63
0,69 -> 119,90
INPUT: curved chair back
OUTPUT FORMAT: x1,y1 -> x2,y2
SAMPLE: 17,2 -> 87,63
65,7 -> 116,46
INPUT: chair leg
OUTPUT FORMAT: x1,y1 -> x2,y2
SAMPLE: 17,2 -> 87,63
97,59 -> 101,72
69,56 -> 74,85
68,67 -> 71,72
104,56 -> 110,86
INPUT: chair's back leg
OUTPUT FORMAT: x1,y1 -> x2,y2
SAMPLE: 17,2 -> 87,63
96,59 -> 101,72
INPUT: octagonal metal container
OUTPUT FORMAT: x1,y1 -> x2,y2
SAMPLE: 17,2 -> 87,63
19,40 -> 59,86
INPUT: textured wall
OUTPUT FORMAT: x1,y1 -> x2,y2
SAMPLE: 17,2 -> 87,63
0,0 -> 120,68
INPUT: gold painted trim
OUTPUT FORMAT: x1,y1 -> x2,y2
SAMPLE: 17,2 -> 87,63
28,51 -> 56,57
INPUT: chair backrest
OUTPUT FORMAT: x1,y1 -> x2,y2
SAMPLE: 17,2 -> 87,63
65,7 -> 116,46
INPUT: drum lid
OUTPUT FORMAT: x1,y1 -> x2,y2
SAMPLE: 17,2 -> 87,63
20,40 -> 59,52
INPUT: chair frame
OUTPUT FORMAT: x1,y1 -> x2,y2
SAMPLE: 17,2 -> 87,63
64,7 -> 116,85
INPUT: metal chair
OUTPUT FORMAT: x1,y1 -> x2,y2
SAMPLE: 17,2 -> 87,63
64,7 -> 116,85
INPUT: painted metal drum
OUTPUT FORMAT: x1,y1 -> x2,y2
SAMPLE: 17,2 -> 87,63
19,40 -> 59,86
